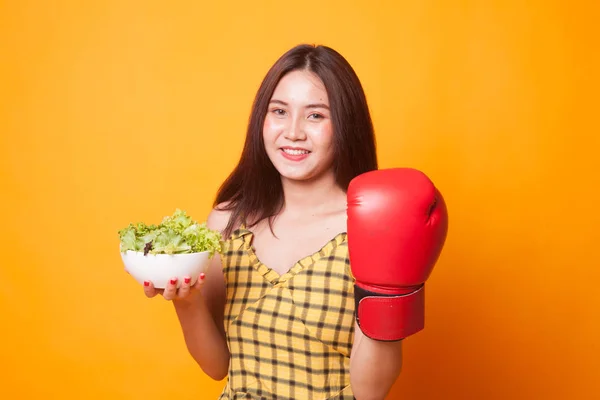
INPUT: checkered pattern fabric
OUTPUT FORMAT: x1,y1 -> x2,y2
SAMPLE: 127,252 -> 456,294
218,227 -> 356,400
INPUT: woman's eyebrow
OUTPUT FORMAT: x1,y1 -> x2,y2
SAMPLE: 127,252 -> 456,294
269,99 -> 288,106
305,103 -> 330,110
269,99 -> 330,110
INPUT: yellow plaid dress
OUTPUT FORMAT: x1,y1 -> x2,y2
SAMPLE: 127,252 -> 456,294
218,227 -> 356,400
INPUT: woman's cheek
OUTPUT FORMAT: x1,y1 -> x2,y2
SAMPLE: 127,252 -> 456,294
263,116 -> 283,139
309,122 -> 334,147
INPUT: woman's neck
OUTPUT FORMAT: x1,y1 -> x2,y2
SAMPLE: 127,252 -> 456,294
280,172 -> 346,217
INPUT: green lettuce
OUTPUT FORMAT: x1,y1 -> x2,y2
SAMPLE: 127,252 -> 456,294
118,209 -> 222,256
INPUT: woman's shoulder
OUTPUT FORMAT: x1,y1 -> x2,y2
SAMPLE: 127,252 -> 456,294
206,201 -> 235,234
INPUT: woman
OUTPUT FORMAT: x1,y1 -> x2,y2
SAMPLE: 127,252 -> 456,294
143,44 -> 403,399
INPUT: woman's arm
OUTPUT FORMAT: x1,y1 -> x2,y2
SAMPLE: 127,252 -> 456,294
349,323 -> 403,400
170,207 -> 231,380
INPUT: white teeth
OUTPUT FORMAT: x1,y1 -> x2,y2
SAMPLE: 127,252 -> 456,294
282,148 -> 309,155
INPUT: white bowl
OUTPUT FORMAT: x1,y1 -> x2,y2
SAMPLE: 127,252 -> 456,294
120,250 -> 211,289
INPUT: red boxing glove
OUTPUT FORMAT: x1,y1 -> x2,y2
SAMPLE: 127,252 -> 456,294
347,168 -> 448,341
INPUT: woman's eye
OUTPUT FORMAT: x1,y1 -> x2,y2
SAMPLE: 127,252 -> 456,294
309,113 -> 323,119
273,109 -> 286,115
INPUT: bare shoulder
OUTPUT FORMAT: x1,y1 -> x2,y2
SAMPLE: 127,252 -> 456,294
206,202 -> 234,234
201,203 -> 232,324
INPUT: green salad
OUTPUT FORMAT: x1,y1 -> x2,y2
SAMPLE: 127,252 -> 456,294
118,209 -> 222,256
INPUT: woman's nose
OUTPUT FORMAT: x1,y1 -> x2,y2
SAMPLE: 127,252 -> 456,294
284,118 -> 306,141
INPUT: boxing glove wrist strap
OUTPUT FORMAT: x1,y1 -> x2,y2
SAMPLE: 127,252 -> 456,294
354,283 -> 425,341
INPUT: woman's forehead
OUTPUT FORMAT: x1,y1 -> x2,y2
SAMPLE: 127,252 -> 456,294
271,70 -> 329,105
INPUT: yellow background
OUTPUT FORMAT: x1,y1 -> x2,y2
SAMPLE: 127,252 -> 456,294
2,0 -> 599,399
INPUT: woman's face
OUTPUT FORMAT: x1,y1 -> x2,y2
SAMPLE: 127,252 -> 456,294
263,69 -> 335,183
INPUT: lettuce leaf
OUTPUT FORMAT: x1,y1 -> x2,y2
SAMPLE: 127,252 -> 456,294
118,209 -> 222,256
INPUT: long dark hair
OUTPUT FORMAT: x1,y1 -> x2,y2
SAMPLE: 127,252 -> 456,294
214,44 -> 378,238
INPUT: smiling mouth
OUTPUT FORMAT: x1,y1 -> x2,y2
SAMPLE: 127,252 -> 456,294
281,148 -> 311,155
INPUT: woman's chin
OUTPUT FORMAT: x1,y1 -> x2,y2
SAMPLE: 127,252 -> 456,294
278,168 -> 333,184
278,170 -> 312,182
270,156 -> 334,183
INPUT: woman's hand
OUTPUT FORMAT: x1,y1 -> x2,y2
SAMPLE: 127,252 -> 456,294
143,273 -> 206,303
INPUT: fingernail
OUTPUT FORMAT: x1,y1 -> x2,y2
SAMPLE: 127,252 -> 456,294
144,281 -> 149,287
199,273 -> 205,280
170,278 -> 177,285
184,277 -> 191,284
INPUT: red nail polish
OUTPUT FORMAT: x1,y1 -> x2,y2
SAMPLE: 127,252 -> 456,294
184,277 -> 191,284
199,273 -> 205,280
144,281 -> 149,287
170,278 -> 177,285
